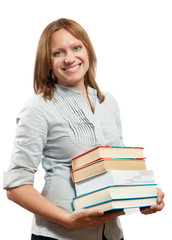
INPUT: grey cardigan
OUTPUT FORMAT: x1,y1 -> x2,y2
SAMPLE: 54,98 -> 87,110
3,84 -> 124,240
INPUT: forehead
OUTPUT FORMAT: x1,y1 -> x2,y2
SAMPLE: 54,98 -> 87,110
50,29 -> 82,49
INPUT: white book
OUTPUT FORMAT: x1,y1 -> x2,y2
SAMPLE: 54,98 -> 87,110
75,170 -> 155,196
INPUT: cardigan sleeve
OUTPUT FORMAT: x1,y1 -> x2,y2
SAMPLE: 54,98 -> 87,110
3,100 -> 48,189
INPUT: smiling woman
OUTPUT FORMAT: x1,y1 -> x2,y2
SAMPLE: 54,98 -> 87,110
3,17 -> 164,240
33,18 -> 104,103
50,29 -> 89,89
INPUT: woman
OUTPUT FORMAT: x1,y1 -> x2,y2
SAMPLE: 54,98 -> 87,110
3,18 -> 164,240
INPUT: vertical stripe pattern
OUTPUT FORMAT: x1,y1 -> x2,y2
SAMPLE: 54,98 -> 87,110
54,93 -> 96,146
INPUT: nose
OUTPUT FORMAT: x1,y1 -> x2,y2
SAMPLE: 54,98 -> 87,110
64,51 -> 75,65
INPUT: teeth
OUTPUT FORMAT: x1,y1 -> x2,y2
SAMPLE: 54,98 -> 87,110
65,64 -> 80,71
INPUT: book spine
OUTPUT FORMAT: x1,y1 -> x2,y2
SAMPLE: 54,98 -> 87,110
71,160 -> 74,170
71,171 -> 75,182
72,198 -> 75,210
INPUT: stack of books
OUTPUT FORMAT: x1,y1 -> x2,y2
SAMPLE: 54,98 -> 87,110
71,146 -> 157,212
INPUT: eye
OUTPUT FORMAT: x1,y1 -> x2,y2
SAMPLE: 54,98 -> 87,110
53,51 -> 63,57
73,45 -> 82,51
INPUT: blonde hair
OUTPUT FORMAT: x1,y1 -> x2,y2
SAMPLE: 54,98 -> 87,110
34,18 -> 105,102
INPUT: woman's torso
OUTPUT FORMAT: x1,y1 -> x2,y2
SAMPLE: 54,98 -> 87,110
4,85 -> 124,240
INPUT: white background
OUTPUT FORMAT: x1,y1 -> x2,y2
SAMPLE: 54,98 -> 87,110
0,0 -> 171,239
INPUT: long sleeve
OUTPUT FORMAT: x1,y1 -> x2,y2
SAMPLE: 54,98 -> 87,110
3,101 -> 48,189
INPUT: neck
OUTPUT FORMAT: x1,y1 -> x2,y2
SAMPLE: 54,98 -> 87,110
69,80 -> 88,99
58,81 -> 93,113
77,83 -> 93,113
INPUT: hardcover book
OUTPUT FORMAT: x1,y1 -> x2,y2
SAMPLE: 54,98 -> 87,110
72,158 -> 146,182
75,169 -> 155,196
73,184 -> 157,210
73,197 -> 157,212
71,146 -> 145,170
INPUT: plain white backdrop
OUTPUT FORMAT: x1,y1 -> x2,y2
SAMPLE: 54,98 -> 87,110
0,0 -> 171,239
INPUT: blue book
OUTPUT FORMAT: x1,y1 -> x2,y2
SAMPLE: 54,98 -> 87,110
73,196 -> 157,212
72,184 -> 157,211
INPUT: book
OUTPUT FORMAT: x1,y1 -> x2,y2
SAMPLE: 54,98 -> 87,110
71,146 -> 145,170
72,158 -> 146,182
75,170 -> 155,196
73,196 -> 157,212
72,184 -> 157,210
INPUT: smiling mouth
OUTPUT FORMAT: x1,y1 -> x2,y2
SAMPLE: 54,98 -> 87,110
63,63 -> 81,71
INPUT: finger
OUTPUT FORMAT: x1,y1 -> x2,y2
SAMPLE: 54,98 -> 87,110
81,208 -> 125,224
81,208 -> 125,218
157,188 -> 165,203
140,207 -> 157,215
105,209 -> 125,216
102,209 -> 125,220
141,210 -> 157,215
91,209 -> 125,225
150,200 -> 165,211
78,208 -> 104,218
141,199 -> 165,214
140,207 -> 149,214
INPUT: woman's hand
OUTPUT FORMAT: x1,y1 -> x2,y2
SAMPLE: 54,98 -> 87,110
66,208 -> 125,229
140,187 -> 165,215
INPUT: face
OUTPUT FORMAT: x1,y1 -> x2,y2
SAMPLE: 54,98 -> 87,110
50,28 -> 89,88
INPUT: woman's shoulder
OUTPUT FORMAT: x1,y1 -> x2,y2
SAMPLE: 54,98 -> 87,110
18,94 -> 55,120
102,91 -> 119,107
24,94 -> 50,107
23,93 -> 57,112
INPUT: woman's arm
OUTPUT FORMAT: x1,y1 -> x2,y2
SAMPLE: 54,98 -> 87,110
6,184 -> 125,229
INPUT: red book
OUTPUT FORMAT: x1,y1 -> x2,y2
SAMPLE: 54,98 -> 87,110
71,146 -> 144,170
72,157 -> 146,183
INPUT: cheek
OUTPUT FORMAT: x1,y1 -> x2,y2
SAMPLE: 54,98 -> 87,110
85,57 -> 89,72
85,52 -> 90,69
51,58 -> 55,70
82,52 -> 89,69
79,48 -> 89,62
51,59 -> 61,72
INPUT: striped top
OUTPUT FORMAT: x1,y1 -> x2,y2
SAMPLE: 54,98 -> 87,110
53,90 -> 96,146
3,84 -> 124,240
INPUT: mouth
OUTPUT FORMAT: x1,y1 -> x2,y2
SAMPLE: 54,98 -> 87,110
63,63 -> 81,71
